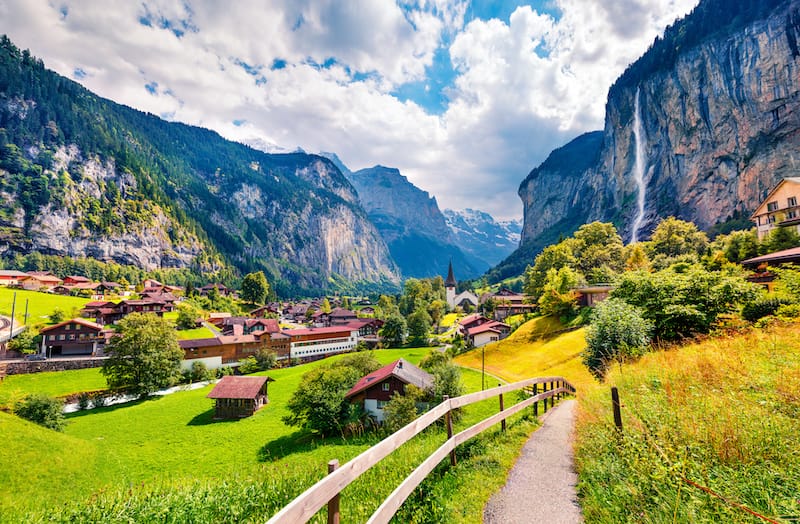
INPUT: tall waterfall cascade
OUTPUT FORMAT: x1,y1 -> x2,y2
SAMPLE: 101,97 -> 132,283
631,87 -> 647,244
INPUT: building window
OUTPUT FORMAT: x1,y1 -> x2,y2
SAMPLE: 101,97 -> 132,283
75,324 -> 81,331
767,201 -> 778,212
789,210 -> 798,220
64,325 -> 70,330
377,400 -> 388,409
382,382 -> 390,391
769,215 -> 776,224
790,197 -> 797,207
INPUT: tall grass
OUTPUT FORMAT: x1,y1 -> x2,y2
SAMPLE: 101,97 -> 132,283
575,323 -> 800,522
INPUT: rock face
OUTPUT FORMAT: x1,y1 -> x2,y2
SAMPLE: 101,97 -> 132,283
443,208 -> 522,267
519,0 -> 800,249
343,164 -> 485,278
0,37 -> 399,294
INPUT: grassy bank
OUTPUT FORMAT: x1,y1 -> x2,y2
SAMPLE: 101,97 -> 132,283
0,367 -> 107,408
574,323 -> 800,522
0,287 -> 91,326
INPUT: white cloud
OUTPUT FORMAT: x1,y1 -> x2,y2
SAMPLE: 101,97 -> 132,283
0,0 -> 697,220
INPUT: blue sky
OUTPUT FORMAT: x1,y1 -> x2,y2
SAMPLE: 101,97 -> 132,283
0,0 -> 697,220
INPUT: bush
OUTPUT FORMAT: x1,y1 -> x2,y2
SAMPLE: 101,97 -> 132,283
383,386 -> 423,433
776,303 -> 800,318
77,392 -> 91,410
584,298 -> 652,379
741,296 -> 794,322
91,392 -> 108,408
14,394 -> 65,431
190,361 -> 214,382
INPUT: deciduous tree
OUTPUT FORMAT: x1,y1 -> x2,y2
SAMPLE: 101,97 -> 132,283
101,313 -> 183,395
240,271 -> 270,305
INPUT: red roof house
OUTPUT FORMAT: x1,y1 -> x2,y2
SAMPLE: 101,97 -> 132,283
206,375 -> 275,419
345,359 -> 433,423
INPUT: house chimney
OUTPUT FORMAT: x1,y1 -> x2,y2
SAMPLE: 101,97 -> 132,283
398,360 -> 403,369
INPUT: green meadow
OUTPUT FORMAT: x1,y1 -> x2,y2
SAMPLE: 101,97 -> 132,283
0,287 -> 92,326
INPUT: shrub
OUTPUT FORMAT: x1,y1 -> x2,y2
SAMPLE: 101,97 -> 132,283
238,356 -> 260,374
77,392 -> 91,410
190,361 -> 213,382
91,392 -> 108,408
14,394 -> 65,431
584,298 -> 652,379
776,303 -> 800,319
741,296 -> 794,322
383,386 -> 423,433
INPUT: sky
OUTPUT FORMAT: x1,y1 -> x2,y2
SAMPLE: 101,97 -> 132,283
0,0 -> 698,220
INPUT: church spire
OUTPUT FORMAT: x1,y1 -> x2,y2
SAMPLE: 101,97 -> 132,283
445,260 -> 456,288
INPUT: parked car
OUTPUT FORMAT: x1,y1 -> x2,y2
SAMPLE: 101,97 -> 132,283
24,353 -> 47,361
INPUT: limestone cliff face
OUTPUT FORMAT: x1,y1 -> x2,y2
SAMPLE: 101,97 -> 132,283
0,144 -> 202,270
519,0 -> 800,247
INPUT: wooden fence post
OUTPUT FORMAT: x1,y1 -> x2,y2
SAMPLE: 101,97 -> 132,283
533,383 -> 538,416
611,387 -> 623,432
498,383 -> 506,432
556,380 -> 561,401
444,395 -> 456,466
327,460 -> 340,524
543,382 -> 549,413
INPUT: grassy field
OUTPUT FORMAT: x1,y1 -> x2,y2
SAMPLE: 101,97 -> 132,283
575,323 -> 800,522
1,317 -> 591,523
0,367 -> 107,408
0,287 -> 91,326
0,348 -> 435,519
455,315 -> 594,390
175,326 -> 216,339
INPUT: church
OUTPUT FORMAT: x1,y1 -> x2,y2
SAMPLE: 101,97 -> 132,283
445,261 -> 479,310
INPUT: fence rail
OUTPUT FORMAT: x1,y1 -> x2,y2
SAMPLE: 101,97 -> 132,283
266,376 -> 576,524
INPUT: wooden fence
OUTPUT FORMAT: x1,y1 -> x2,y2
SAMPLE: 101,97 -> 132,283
266,376 -> 576,524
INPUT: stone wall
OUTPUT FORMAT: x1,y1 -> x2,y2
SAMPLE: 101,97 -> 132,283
4,358 -> 106,376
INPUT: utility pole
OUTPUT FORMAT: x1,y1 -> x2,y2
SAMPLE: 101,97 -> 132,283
23,299 -> 29,325
8,291 -> 16,340
481,345 -> 485,391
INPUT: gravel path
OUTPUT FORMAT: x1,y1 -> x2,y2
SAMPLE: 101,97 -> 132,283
483,399 -> 582,524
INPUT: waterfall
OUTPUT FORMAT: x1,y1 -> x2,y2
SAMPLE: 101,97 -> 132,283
630,87 -> 647,244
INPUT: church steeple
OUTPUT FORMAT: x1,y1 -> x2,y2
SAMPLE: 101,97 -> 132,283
445,260 -> 456,288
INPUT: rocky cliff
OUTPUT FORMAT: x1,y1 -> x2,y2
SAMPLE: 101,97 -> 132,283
0,37 -> 399,294
511,0 -> 800,276
342,163 -> 484,279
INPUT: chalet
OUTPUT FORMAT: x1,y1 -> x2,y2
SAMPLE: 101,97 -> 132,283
311,310 -> 330,327
329,308 -> 358,325
0,270 -> 30,287
207,312 -> 232,328
741,246 -> 800,290
81,301 -> 115,318
207,375 -> 274,419
466,321 -> 511,348
199,283 -> 231,297
142,278 -> 163,289
575,285 -> 613,307
359,306 -> 376,316
52,285 -> 74,296
141,290 -> 178,305
489,288 -> 536,320
344,319 -> 384,347
39,319 -> 106,356
23,271 -> 62,290
63,275 -> 91,286
459,313 -> 492,331
751,178 -> 800,240
222,317 -> 280,336
95,281 -> 122,295
180,334 -> 266,369
92,298 -> 173,324
250,305 -> 278,318
283,326 -> 359,360
345,359 -> 433,423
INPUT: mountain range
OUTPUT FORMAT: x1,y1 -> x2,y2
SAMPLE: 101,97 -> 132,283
0,36 -> 514,293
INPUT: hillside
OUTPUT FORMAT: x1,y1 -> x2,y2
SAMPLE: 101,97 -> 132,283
576,323 -> 800,521
0,37 -> 399,295
501,0 -> 800,281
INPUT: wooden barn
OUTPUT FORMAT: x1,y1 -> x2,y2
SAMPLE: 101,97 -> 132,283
206,375 -> 274,419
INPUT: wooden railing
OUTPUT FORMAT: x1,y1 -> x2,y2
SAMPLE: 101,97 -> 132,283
266,376 -> 576,524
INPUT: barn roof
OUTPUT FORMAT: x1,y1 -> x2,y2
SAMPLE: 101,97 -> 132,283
207,375 -> 274,399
